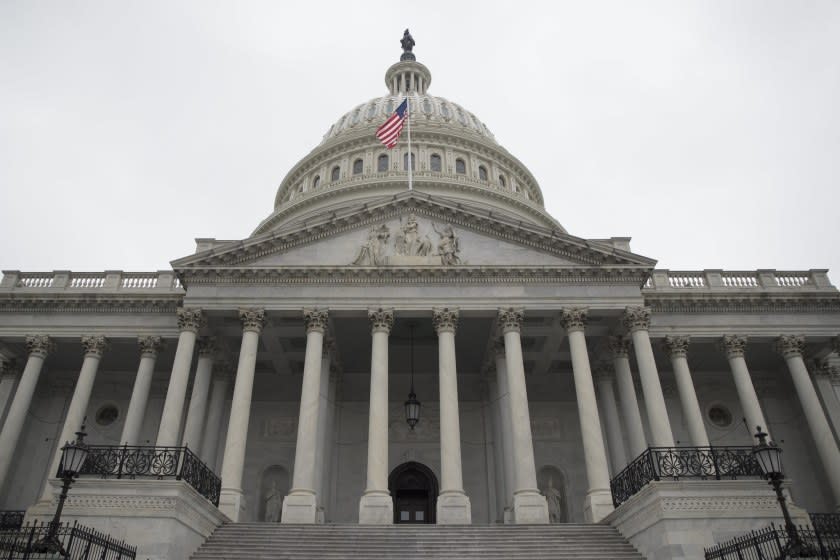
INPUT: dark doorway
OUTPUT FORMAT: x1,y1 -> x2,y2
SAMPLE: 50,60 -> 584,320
389,462 -> 438,524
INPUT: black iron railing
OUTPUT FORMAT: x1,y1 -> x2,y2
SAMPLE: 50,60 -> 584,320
0,513 -> 24,531
705,523 -> 840,559
0,520 -> 136,559
77,445 -> 221,506
811,513 -> 840,536
610,446 -> 763,507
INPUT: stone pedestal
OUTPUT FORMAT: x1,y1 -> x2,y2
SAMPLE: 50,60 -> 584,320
218,487 -> 246,522
512,490 -> 550,524
26,478 -> 228,560
584,489 -> 615,524
437,490 -> 471,524
282,490 -> 319,523
358,490 -> 393,524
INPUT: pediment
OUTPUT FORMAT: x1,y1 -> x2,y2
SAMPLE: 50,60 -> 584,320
172,193 -> 656,271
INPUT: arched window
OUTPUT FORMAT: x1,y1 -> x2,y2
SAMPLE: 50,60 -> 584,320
478,165 -> 488,181
331,166 -> 340,181
403,152 -> 415,171
312,175 -> 320,190
377,154 -> 389,172
353,158 -> 363,175
430,154 -> 442,172
499,174 -> 506,188
455,158 -> 466,174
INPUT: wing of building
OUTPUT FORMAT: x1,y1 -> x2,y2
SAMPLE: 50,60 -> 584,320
1,34 -> 839,560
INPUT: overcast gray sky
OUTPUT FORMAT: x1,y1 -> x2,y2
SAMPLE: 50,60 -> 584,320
1,1 -> 838,281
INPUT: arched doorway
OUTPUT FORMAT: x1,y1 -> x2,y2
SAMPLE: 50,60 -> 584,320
388,462 -> 438,524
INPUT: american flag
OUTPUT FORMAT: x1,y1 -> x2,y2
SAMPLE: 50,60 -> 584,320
376,99 -> 408,149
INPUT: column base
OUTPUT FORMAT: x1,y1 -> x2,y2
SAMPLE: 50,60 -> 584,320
359,490 -> 393,524
436,490 -> 472,524
513,490 -> 549,524
218,487 -> 246,522
281,489 -> 320,524
503,506 -> 514,524
583,488 -> 614,523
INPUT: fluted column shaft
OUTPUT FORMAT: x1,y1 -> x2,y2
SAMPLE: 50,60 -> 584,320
434,308 -> 471,524
623,307 -> 674,447
284,309 -> 328,524
594,369 -> 627,474
219,308 -> 265,521
777,336 -> 840,508
812,363 -> 840,445
200,368 -> 231,469
0,336 -> 51,491
498,308 -> 549,524
181,337 -> 216,452
48,336 -> 107,479
561,308 -> 613,522
359,308 -> 394,524
313,346 -> 333,507
721,335 -> 770,441
493,345 -> 516,519
120,336 -> 162,446
610,337 -> 647,458
664,336 -> 710,447
0,361 -> 18,429
156,308 -> 202,447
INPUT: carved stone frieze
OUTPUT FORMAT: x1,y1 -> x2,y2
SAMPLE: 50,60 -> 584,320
138,335 -> 163,357
303,308 -> 329,334
497,308 -> 524,334
368,307 -> 394,333
432,307 -> 459,333
720,335 -> 748,358
622,306 -> 651,332
559,307 -> 587,332
608,336 -> 631,358
197,336 -> 217,357
25,334 -> 53,358
239,308 -> 266,333
663,335 -> 690,359
81,335 -> 108,357
645,294 -> 840,314
350,214 -> 462,267
176,307 -> 204,333
0,295 -> 183,314
775,335 -> 805,359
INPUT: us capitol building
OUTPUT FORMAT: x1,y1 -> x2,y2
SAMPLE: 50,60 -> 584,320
1,34 -> 839,560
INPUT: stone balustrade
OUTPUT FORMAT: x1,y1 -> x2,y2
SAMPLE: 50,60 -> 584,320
0,270 -> 183,292
643,269 -> 833,291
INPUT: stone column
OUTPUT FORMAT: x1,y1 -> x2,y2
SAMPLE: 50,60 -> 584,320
313,341 -> 334,520
622,307 -> 675,447
433,307 -> 472,524
200,363 -> 232,469
48,336 -> 108,479
156,307 -> 203,447
813,362 -> 840,445
721,335 -> 770,441
0,359 -> 18,428
493,341 -> 516,523
497,308 -> 549,524
592,364 -> 627,475
120,336 -> 162,446
609,336 -> 647,459
219,308 -> 265,521
0,335 -> 52,491
359,308 -> 394,524
663,336 -> 710,447
560,308 -> 613,522
776,335 -> 840,508
284,308 -> 329,524
181,337 -> 216,453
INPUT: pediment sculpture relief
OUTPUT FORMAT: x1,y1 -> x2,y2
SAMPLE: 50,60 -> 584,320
351,213 -> 462,266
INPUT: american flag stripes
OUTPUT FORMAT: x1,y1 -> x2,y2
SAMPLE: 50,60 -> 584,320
376,99 -> 408,149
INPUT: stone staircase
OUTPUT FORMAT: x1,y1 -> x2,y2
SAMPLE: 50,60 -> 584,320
191,523 -> 645,559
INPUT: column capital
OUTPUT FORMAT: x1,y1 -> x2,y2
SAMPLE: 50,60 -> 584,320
832,336 -> 840,355
559,307 -> 588,333
303,308 -> 329,334
368,307 -> 394,334
497,307 -> 524,334
814,361 -> 839,381
592,362 -> 614,383
775,335 -> 805,359
663,335 -> 690,358
81,335 -> 108,358
213,359 -> 235,382
25,334 -> 54,358
622,306 -> 651,333
239,308 -> 266,333
492,338 -> 506,357
177,307 -> 204,333
322,336 -> 336,358
432,307 -> 459,334
138,335 -> 163,357
197,336 -> 217,357
608,335 -> 631,358
0,358 -> 15,377
720,334 -> 748,358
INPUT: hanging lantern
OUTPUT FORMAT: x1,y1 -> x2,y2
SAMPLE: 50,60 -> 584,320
405,323 -> 421,430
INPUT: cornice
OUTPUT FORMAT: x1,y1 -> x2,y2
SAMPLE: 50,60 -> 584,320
644,293 -> 840,313
0,294 -> 184,313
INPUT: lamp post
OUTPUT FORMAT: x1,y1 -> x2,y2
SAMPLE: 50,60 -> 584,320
31,422 -> 90,557
404,323 -> 421,430
751,425 -> 810,557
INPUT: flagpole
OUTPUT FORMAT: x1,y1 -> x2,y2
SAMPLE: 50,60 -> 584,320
406,96 -> 413,191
